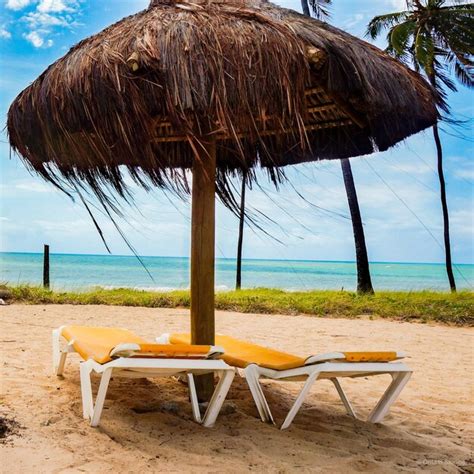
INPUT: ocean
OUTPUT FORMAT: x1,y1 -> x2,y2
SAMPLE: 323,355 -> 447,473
1,252 -> 472,292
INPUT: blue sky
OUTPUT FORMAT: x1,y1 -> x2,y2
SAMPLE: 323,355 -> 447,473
0,0 -> 473,266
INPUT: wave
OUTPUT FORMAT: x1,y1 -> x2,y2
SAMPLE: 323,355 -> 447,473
100,284 -> 232,292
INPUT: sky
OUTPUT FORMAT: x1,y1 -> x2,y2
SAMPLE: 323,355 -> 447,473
0,0 -> 473,265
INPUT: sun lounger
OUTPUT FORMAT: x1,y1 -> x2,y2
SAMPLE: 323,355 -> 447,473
157,333 -> 412,430
52,326 -> 235,428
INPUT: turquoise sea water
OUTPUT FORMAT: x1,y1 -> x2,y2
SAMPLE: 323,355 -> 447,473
1,252 -> 473,292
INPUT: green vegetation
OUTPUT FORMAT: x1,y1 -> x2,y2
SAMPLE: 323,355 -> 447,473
3,285 -> 473,326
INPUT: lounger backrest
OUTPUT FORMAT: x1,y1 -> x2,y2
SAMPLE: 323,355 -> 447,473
62,326 -> 146,364
61,326 -> 219,364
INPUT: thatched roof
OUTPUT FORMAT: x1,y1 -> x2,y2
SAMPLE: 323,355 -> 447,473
7,0 -> 437,202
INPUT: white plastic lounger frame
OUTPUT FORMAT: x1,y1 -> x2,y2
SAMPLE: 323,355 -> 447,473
52,327 -> 235,428
242,354 -> 412,430
156,334 -> 412,430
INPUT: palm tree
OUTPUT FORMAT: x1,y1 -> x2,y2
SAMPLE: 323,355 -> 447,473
340,159 -> 374,293
236,0 -> 376,293
367,0 -> 473,292
235,2 -> 337,291
301,0 -> 332,17
303,0 -> 374,294
236,169 -> 247,290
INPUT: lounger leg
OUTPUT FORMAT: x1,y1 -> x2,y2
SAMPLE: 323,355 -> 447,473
90,368 -> 113,427
52,329 -> 62,375
281,372 -> 319,430
57,352 -> 69,377
202,370 -> 235,428
244,366 -> 275,425
80,361 -> 94,420
187,373 -> 202,423
52,329 -> 74,377
367,371 -> 412,424
331,378 -> 357,418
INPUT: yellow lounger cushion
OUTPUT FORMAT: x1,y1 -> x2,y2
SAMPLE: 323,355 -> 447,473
61,326 -> 211,364
169,334 -> 398,369
342,352 -> 398,362
169,334 -> 306,370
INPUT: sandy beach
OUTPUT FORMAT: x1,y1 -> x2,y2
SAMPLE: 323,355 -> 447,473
1,304 -> 472,473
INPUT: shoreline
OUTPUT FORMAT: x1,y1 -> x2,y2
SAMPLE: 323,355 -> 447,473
3,253 -> 473,293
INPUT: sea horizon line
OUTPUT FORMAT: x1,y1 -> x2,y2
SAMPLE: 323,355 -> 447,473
1,251 -> 472,267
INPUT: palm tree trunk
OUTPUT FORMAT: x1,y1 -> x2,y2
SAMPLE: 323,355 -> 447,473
236,171 -> 247,290
429,72 -> 456,292
301,0 -> 311,16
341,159 -> 374,294
300,0 -> 374,294
432,123 -> 456,292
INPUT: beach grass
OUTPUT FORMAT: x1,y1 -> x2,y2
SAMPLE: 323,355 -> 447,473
3,285 -> 473,326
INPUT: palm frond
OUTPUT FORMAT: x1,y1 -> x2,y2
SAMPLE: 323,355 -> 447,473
434,60 -> 458,92
389,20 -> 417,55
414,27 -> 435,73
366,11 -> 410,39
386,42 -> 412,63
438,4 -> 474,14
446,50 -> 474,86
454,58 -> 474,85
307,0 -> 332,19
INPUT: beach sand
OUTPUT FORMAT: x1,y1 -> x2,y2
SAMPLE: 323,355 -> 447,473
1,304 -> 472,473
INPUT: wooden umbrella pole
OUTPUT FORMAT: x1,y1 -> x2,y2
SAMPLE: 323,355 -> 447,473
191,135 -> 217,402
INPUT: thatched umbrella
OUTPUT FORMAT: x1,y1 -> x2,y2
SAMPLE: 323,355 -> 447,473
8,0 -> 437,398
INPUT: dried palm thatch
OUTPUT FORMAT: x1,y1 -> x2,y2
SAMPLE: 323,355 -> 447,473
8,0 -> 437,206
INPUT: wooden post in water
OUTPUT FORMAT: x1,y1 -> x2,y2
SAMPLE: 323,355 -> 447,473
43,244 -> 50,289
190,136 -> 216,402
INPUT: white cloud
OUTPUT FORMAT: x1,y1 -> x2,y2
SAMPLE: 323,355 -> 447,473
5,0 -> 78,10
15,181 -> 53,193
454,168 -> 474,181
24,11 -> 69,28
450,209 -> 474,239
5,0 -> 32,10
33,218 -> 95,234
0,27 -> 12,39
389,162 -> 433,175
0,180 -> 57,193
37,0 -> 76,13
23,30 -> 53,47
388,0 -> 408,10
9,0 -> 81,48
343,13 -> 364,29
